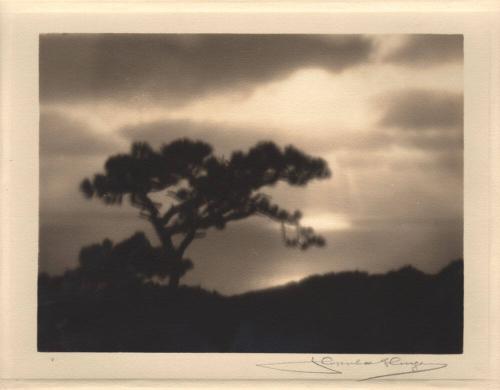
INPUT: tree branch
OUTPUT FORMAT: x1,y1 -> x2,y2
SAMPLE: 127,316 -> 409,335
134,193 -> 178,253
160,204 -> 181,225
177,230 -> 197,256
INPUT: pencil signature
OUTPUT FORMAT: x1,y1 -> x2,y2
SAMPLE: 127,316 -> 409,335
257,356 -> 448,380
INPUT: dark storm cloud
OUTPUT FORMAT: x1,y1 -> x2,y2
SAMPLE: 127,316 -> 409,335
397,130 -> 462,151
385,35 -> 463,66
40,34 -> 375,105
40,110 -> 122,156
349,88 -> 464,174
412,149 -> 463,175
378,89 -> 463,131
336,144 -> 462,175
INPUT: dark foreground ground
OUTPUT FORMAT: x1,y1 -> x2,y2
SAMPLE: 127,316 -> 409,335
38,259 -> 463,353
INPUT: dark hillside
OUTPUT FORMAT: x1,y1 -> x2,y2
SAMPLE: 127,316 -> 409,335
38,259 -> 463,353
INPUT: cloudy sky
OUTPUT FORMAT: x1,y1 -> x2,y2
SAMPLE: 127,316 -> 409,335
39,34 -> 463,295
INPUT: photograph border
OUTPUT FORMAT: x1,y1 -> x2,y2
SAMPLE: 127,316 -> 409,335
1,0 -> 499,388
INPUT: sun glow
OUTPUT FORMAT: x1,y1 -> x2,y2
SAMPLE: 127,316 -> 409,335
301,212 -> 352,232
261,272 -> 312,290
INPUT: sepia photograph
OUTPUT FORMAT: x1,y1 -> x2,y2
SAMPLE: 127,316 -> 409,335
37,33 -> 464,354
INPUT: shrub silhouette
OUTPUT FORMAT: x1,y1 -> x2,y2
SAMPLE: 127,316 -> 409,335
81,139 -> 331,287
77,233 -> 192,288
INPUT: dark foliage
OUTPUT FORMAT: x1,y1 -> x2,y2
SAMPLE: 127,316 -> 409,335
76,233 -> 193,286
38,259 -> 463,353
80,139 -> 331,287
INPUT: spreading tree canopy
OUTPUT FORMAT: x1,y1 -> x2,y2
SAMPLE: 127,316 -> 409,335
81,139 -> 331,287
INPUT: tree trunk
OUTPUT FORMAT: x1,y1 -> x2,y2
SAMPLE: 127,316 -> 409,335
152,219 -> 175,252
168,272 -> 180,289
150,216 -> 189,289
167,254 -> 184,289
150,218 -> 180,288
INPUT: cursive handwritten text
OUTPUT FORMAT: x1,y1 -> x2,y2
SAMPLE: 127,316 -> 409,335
257,356 -> 448,380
